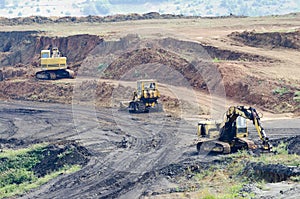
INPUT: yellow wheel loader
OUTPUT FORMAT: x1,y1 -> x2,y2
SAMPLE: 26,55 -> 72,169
196,106 -> 272,154
35,47 -> 74,80
128,80 -> 161,113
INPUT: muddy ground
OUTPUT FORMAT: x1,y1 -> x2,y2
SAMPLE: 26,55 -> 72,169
0,101 -> 299,198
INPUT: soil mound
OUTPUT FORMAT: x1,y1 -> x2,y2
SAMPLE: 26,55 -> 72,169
33,141 -> 91,177
272,135 -> 300,155
0,80 -> 115,106
0,139 -> 91,178
244,162 -> 300,183
229,30 -> 300,49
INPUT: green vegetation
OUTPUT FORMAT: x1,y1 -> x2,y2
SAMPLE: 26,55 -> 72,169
98,63 -> 109,72
272,87 -> 289,96
212,57 -> 222,63
192,144 -> 299,198
0,143 -> 81,199
293,91 -> 300,102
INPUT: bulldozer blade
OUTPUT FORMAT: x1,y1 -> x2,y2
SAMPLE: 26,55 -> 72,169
119,101 -> 131,111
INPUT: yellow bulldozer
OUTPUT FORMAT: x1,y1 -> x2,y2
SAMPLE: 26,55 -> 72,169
196,106 -> 272,154
35,47 -> 75,80
128,79 -> 161,113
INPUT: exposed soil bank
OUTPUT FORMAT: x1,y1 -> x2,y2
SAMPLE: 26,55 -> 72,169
0,31 -> 102,67
244,162 -> 299,183
0,139 -> 91,178
0,32 -> 298,114
229,30 -> 300,49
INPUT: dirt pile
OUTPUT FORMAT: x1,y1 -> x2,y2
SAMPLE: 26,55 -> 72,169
33,141 -> 91,177
272,135 -> 300,155
0,79 -> 115,106
159,37 -> 273,62
219,63 -> 299,113
244,162 -> 300,183
74,80 -> 115,107
0,138 -> 91,178
104,47 -> 207,89
0,66 -> 30,80
229,30 -> 300,49
0,80 -> 73,103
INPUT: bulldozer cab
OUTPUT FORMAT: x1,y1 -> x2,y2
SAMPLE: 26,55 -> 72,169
137,80 -> 156,90
136,80 -> 159,99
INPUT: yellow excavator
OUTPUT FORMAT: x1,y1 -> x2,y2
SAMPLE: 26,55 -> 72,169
196,106 -> 272,154
35,47 -> 75,80
128,79 -> 160,113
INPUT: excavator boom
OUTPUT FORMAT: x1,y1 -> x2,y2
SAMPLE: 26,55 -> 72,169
222,106 -> 272,151
196,106 -> 272,154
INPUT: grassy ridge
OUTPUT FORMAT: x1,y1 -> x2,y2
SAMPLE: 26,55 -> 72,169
0,143 -> 81,198
190,143 -> 299,199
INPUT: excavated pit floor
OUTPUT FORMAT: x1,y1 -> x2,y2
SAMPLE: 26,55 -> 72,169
0,100 -> 299,198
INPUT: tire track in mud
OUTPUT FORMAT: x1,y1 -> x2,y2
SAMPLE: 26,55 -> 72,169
0,117 -> 18,138
1,101 -> 299,198
31,109 -> 186,199
33,108 -> 189,198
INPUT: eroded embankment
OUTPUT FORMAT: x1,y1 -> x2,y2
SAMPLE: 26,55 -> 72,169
229,30 -> 300,49
0,31 -> 103,67
0,32 -> 298,113
0,138 -> 91,198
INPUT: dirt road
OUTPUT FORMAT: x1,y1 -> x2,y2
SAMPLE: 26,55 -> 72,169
0,100 -> 299,198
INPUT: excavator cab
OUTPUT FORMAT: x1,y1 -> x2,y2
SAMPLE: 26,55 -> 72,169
41,50 -> 50,58
235,116 -> 248,138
